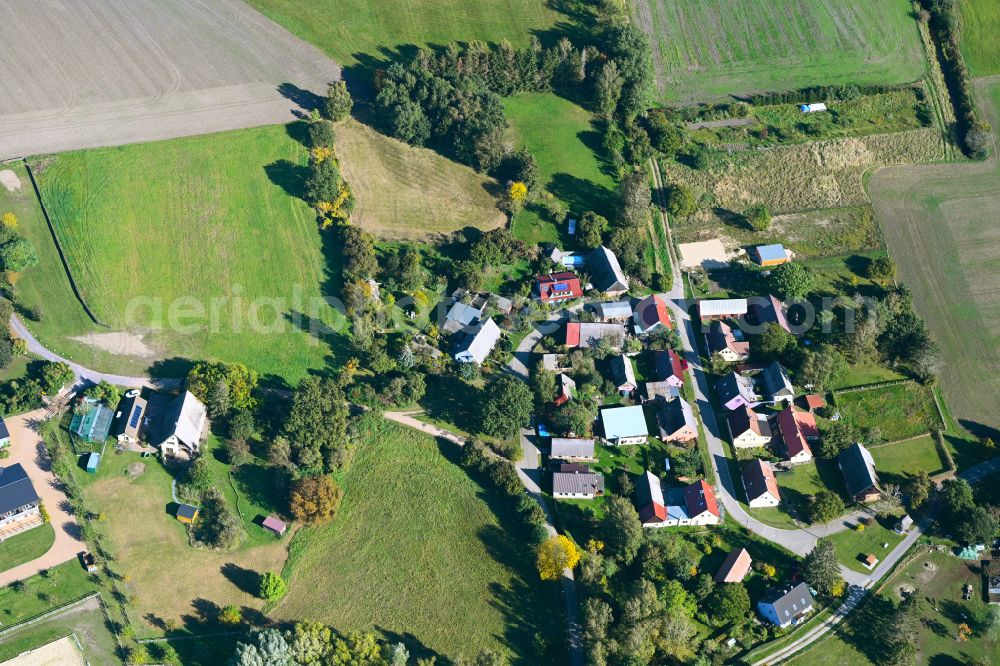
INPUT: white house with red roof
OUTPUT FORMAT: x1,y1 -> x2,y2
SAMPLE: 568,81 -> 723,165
635,473 -> 721,527
535,272 -> 583,304
776,405 -> 813,464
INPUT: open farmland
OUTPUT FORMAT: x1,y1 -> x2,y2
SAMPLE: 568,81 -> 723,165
274,415 -> 560,661
960,0 -> 1000,76
869,78 -> 1000,437
504,93 -> 617,245
0,0 -> 339,160
630,0 -> 925,103
30,124 -> 346,383
335,120 -> 504,241
246,0 -> 561,71
662,128 -> 945,215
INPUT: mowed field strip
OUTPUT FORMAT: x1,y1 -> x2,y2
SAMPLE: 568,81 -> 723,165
0,0 -> 339,159
631,0 -> 926,102
31,124 -> 346,383
869,78 -> 1000,435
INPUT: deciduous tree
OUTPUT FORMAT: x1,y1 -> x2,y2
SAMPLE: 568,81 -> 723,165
803,538 -> 841,595
288,475 -> 343,524
537,535 -> 581,580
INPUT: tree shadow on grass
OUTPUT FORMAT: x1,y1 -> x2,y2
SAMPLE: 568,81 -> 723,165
233,464 -> 288,520
828,593 -> 895,664
548,172 -> 616,219
375,627 -> 443,663
277,82 -> 324,115
265,159 -> 309,201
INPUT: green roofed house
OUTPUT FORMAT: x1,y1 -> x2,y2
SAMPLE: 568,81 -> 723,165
70,400 -> 115,443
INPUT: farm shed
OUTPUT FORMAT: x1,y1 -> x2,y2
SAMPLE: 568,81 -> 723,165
262,515 -> 287,536
753,244 -> 790,267
84,452 -> 100,474
175,504 -> 199,524
800,103 -> 827,113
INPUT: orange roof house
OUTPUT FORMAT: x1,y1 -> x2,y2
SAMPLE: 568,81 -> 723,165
715,547 -> 753,583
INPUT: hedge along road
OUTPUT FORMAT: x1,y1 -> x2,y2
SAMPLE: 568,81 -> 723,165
0,0 -> 340,160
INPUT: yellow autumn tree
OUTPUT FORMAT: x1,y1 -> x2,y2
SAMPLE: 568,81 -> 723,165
762,563 -> 777,579
1,212 -> 16,228
509,181 -> 527,203
310,146 -> 333,163
537,535 -> 580,581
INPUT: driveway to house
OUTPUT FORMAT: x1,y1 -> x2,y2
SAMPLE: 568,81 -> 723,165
507,306 -> 582,380
0,410 -> 83,586
0,0 -> 340,160
383,412 -> 584,666
10,315 -> 179,391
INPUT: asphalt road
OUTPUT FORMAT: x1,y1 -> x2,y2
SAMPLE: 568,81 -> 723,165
0,0 -> 339,159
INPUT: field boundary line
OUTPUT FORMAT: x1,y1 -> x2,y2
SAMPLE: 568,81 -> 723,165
20,159 -> 110,329
0,592 -> 99,639
830,378 -> 913,395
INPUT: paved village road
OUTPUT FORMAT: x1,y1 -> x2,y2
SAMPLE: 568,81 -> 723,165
10,315 -> 180,391
0,410 -> 83,587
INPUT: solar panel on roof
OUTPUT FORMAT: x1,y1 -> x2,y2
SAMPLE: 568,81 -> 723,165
553,282 -> 568,291
129,405 -> 143,429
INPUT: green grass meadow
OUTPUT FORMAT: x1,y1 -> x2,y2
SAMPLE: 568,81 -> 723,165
634,0 -> 926,102
504,93 -> 617,246
960,0 -> 1000,76
0,561 -> 97,627
868,435 -> 948,484
274,414 -> 560,661
246,0 -> 561,68
827,514 -> 906,573
834,383 -> 942,441
31,124 -> 347,384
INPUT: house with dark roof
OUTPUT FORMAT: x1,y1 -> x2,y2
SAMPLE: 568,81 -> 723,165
611,354 -> 637,395
633,294 -> 672,335
728,406 -> 773,448
0,418 -> 9,449
594,300 -> 633,323
455,318 -> 502,365
115,391 -> 148,445
759,361 -> 794,403
555,373 -> 576,406
757,583 -> 814,628
0,463 -> 40,528
565,322 -> 624,350
656,398 -> 697,443
653,349 -> 685,388
742,459 -> 781,508
776,405 -> 813,464
637,473 -> 722,527
536,272 -> 584,304
553,469 -> 605,499
715,547 -> 753,583
707,320 -> 750,362
588,246 -> 629,296
156,391 -> 209,458
550,438 -> 596,462
839,442 -> 881,502
717,371 -> 760,411
442,300 -> 483,335
752,294 -> 793,334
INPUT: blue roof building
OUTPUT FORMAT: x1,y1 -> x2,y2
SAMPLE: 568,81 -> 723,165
600,405 -> 649,445
84,452 -> 101,474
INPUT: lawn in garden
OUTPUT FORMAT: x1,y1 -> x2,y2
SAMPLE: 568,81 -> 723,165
834,383 -> 941,441
827,513 -> 906,573
504,93 -> 618,246
868,436 -> 948,485
632,0 -> 925,103
273,414 -> 560,661
0,523 -> 55,573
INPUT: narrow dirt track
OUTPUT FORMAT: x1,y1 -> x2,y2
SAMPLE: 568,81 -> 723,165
0,0 -> 340,159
